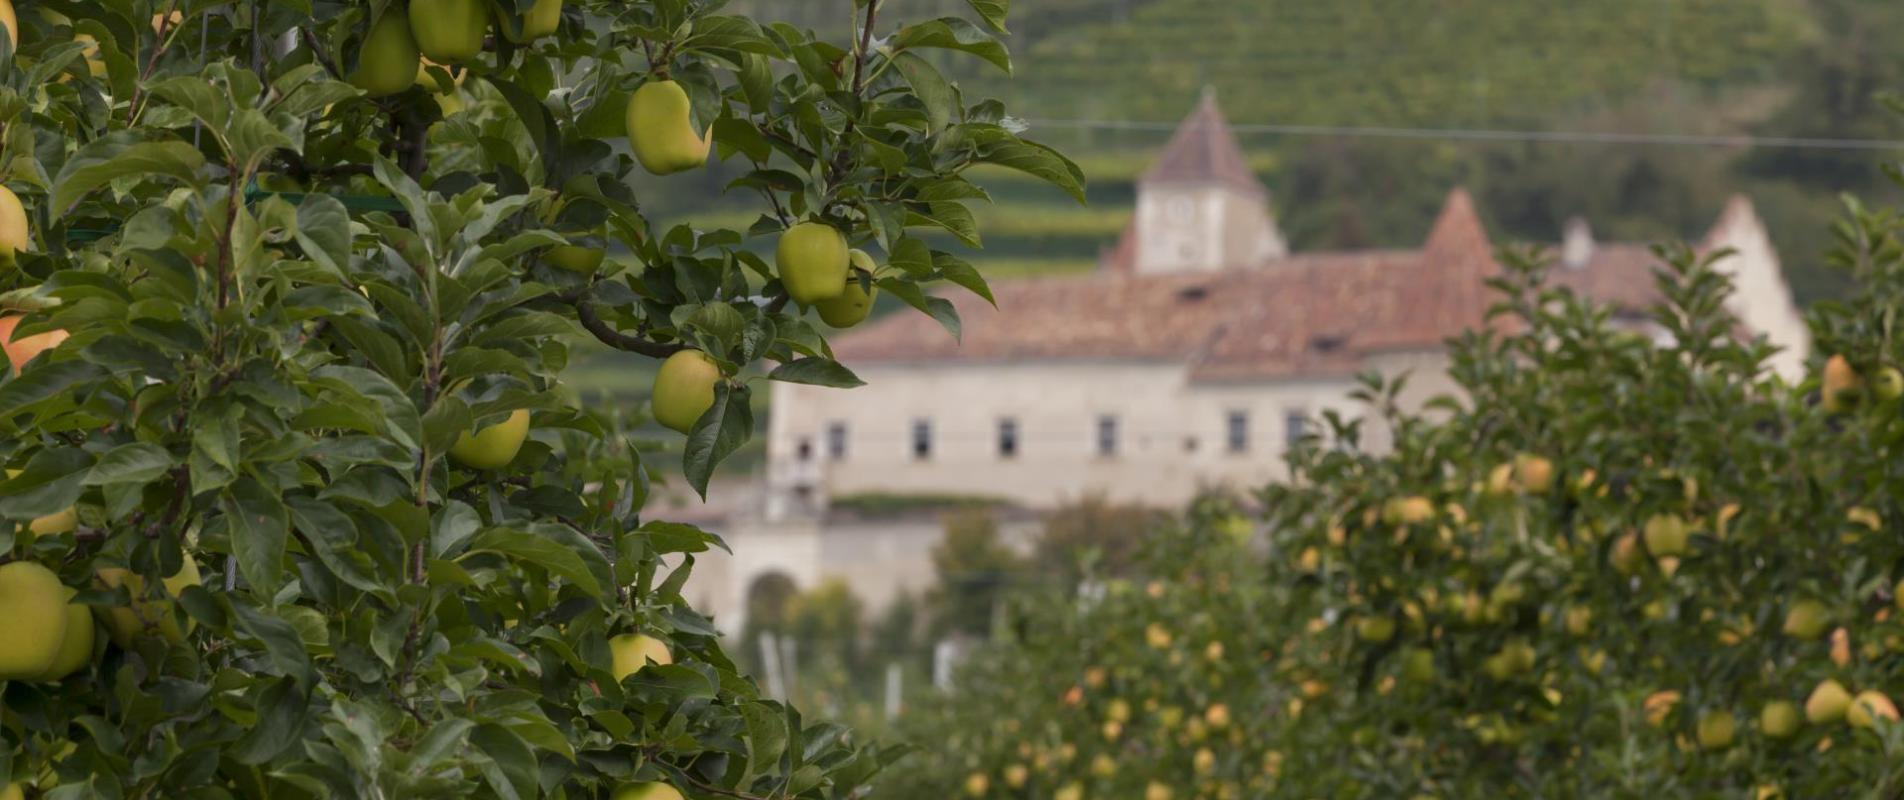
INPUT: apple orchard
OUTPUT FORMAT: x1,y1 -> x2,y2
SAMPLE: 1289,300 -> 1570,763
0,0 -> 1084,797
883,231 -> 1904,797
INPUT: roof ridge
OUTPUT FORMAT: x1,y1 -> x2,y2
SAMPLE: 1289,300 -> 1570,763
1140,90 -> 1265,195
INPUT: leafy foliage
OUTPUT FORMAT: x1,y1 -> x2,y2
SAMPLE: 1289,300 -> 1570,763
0,0 -> 1080,796
884,187 -> 1904,796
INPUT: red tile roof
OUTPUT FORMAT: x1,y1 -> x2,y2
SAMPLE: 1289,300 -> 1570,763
1141,90 -> 1265,197
833,190 -> 1520,381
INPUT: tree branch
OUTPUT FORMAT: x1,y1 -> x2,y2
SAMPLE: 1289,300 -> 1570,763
571,296 -> 686,358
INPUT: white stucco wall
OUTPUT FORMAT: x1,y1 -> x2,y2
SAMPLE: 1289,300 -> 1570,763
689,512 -> 1045,635
767,360 -> 1370,510
1705,206 -> 1811,381
1134,185 -> 1285,274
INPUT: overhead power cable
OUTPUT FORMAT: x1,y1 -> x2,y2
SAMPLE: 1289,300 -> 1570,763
1024,119 -> 1904,152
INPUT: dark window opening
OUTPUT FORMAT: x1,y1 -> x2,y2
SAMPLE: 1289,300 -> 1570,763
911,418 -> 932,461
1097,415 -> 1119,457
1226,410 -> 1250,454
998,418 -> 1020,459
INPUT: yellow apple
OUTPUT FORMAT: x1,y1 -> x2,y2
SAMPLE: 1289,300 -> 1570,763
1822,354 -> 1863,413
1806,679 -> 1853,723
1782,599 -> 1831,640
1003,763 -> 1029,788
608,633 -> 672,682
35,587 -> 95,681
1875,367 -> 1904,402
505,0 -> 562,41
626,80 -> 710,175
1696,710 -> 1735,749
815,251 -> 878,328
408,0 -> 488,63
97,554 -> 201,647
776,221 -> 849,306
351,11 -> 420,97
1610,532 -> 1644,575
1760,700 -> 1801,738
1204,703 -> 1230,729
449,408 -> 531,470
0,561 -> 68,679
0,0 -> 16,51
151,10 -> 183,34
1382,495 -> 1434,525
1054,783 -> 1084,800
1848,690 -> 1898,729
1643,690 -> 1680,727
1513,453 -> 1554,493
0,314 -> 69,373
1563,606 -> 1591,637
612,783 -> 683,800
650,350 -> 722,434
0,185 -> 26,261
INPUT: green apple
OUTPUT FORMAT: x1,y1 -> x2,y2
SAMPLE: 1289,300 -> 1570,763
1400,647 -> 1435,683
815,251 -> 879,328
1641,513 -> 1688,557
609,633 -> 673,682
1563,606 -> 1591,637
35,587 -> 95,681
651,350 -> 721,434
504,0 -> 562,41
1354,616 -> 1394,644
1782,599 -> 1831,641
612,784 -> 684,800
1760,700 -> 1800,738
350,11 -> 419,97
626,80 -> 710,175
1805,679 -> 1852,723
449,409 -> 531,470
1696,710 -> 1735,749
1874,366 -> 1904,402
777,222 -> 849,306
97,554 -> 201,647
408,0 -> 488,63
545,236 -> 605,274
0,561 -> 68,679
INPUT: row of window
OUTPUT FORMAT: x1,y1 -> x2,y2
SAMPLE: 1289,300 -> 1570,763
807,410 -> 1310,462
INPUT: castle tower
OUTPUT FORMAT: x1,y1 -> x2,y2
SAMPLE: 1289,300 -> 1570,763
1130,89 -> 1287,274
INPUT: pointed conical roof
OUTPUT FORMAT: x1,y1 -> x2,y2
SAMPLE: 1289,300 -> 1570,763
1141,89 -> 1265,196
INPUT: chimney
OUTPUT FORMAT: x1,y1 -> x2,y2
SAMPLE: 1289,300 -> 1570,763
1561,217 -> 1594,269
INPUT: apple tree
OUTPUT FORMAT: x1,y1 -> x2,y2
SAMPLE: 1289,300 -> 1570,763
885,190 -> 1904,797
0,0 -> 1081,797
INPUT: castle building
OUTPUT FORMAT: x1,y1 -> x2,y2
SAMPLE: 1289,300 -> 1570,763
690,94 -> 1810,629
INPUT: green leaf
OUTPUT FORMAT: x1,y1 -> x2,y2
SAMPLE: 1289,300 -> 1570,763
892,17 -> 1012,73
471,724 -> 537,800
891,52 -> 957,131
976,137 -> 1087,204
232,602 -> 317,690
769,357 -> 866,388
52,137 -> 206,213
965,0 -> 1010,32
294,194 -> 353,275
683,382 -> 752,500
468,527 -> 605,597
879,278 -> 962,342
935,252 -> 996,306
85,442 -> 174,486
226,476 -> 290,597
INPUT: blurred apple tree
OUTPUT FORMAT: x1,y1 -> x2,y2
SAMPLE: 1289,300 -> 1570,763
0,0 -> 1081,797
884,189 -> 1904,797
